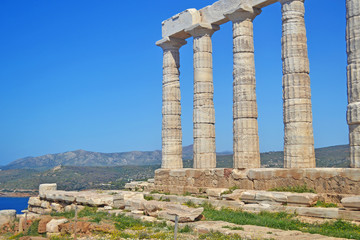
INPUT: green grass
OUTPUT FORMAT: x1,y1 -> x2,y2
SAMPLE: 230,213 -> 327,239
144,195 -> 154,201
199,231 -> 243,240
201,204 -> 360,239
51,210 -> 75,219
221,186 -> 240,195
179,225 -> 193,233
184,200 -> 197,208
222,225 -> 244,231
314,201 -> 338,208
269,184 -> 316,193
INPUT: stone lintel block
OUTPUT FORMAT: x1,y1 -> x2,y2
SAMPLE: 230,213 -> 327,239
206,188 -> 229,197
161,0 -> 278,39
162,9 -> 201,39
224,3 -> 261,22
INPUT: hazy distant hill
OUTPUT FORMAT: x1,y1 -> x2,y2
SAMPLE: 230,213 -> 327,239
0,165 -> 157,191
2,144 -> 350,171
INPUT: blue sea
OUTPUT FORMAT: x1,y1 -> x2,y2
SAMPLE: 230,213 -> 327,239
0,197 -> 29,214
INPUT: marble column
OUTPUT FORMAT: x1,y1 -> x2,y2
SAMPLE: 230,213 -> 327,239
280,0 -> 315,168
186,23 -> 219,169
346,0 -> 360,168
225,5 -> 261,169
156,37 -> 187,169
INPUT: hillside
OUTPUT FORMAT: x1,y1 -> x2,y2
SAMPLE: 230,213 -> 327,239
2,147 -> 195,171
2,144 -> 350,171
0,165 -> 158,191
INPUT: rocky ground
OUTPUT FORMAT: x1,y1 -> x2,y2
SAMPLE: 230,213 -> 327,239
1,183 -> 359,239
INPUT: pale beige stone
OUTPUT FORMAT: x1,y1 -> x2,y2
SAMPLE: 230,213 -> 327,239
280,0 -> 315,168
0,210 -> 16,226
156,37 -> 187,169
185,23 -> 219,169
39,183 -> 57,197
225,5 -> 261,169
46,219 -> 68,233
347,0 -> 360,168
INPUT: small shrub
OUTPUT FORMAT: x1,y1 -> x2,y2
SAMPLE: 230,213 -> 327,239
269,184 -> 316,193
183,191 -> 192,196
144,195 -> 154,201
222,225 -> 244,231
179,225 -> 193,233
314,201 -> 338,208
184,200 -> 197,208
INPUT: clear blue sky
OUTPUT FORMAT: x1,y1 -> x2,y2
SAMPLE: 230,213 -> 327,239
0,0 -> 348,165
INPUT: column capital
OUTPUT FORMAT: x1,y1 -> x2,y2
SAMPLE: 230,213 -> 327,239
156,37 -> 187,50
279,0 -> 305,4
185,23 -> 220,38
224,4 -> 261,22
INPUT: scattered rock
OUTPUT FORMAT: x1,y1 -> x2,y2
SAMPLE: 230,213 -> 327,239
46,219 -> 68,233
341,196 -> 360,210
0,210 -> 16,226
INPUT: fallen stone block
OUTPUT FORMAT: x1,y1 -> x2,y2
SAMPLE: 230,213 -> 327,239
46,219 -> 68,233
28,197 -> 42,207
206,188 -> 229,198
293,207 -> 339,219
0,210 -> 16,226
39,183 -> 57,198
222,189 -> 243,201
287,193 -> 318,206
341,196 -> 360,210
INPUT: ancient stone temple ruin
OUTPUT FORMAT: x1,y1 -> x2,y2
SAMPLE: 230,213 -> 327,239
154,0 -> 360,193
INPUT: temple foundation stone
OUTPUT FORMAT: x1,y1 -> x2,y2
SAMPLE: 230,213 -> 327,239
225,5 -> 261,169
156,37 -> 187,169
346,0 -> 360,168
186,23 -> 219,169
280,0 -> 315,168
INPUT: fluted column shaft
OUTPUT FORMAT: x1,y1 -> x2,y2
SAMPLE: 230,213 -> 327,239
280,0 -> 315,168
186,24 -> 219,169
226,6 -> 261,169
156,37 -> 187,169
346,0 -> 360,168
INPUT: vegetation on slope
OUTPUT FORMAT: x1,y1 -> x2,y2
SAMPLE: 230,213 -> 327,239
0,165 -> 157,191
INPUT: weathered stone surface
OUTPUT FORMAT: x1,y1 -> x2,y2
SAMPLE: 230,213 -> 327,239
155,168 -> 360,195
28,197 -> 42,207
161,0 -> 278,39
281,0 -> 315,168
0,210 -> 16,226
156,37 -> 186,169
186,23 -> 219,169
222,189 -> 244,201
347,0 -> 360,168
38,216 -> 52,234
341,196 -> 360,209
144,200 -> 203,222
206,188 -> 228,198
46,219 -> 68,233
225,5 -> 261,169
39,183 -> 57,197
287,193 -> 318,206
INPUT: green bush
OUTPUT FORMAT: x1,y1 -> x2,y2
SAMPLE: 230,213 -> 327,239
269,184 -> 316,193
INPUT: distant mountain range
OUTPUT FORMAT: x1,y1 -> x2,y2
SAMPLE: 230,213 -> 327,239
1,144 -> 350,171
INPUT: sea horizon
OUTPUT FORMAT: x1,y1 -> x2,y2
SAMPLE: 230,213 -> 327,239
0,197 -> 29,214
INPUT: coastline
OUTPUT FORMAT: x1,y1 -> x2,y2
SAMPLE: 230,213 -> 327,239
0,190 -> 37,198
